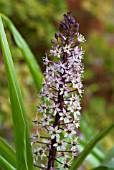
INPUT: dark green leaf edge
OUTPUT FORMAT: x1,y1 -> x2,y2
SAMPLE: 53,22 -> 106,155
0,16 -> 33,170
0,157 -> 16,170
70,122 -> 114,170
1,13 -> 43,91
0,137 -> 17,168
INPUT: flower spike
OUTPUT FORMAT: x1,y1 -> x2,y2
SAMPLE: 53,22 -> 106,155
32,12 -> 85,170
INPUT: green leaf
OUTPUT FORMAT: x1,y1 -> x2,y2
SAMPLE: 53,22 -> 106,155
0,157 -> 16,170
70,122 -> 114,170
92,166 -> 111,170
102,160 -> 114,169
80,117 -> 105,166
0,137 -> 17,169
0,16 -> 33,170
79,139 -> 105,162
103,147 -> 114,161
78,142 -> 102,167
97,147 -> 114,169
1,13 -> 43,91
80,117 -> 93,140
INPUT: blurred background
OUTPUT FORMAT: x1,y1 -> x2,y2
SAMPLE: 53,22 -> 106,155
0,0 -> 114,169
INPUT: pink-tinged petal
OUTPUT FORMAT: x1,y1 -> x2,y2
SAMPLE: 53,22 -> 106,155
57,129 -> 62,133
56,134 -> 60,139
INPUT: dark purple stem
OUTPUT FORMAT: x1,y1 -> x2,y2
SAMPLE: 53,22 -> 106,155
47,87 -> 63,169
47,53 -> 67,169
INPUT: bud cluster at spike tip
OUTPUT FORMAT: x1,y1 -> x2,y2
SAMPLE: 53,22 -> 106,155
31,12 -> 86,170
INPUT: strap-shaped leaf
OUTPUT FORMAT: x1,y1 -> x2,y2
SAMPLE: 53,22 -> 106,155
0,137 -> 17,169
0,16 -> 33,170
92,166 -> 111,170
80,118 -> 105,162
70,122 -> 114,170
1,14 -> 43,91
92,147 -> 114,169
79,139 -> 105,162
0,157 -> 16,170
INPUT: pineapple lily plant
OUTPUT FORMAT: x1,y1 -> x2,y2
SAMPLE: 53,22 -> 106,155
32,12 -> 85,170
0,12 -> 114,170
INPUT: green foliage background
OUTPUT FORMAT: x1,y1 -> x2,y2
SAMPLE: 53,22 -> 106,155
0,0 -> 67,60
0,0 -> 114,169
0,0 -> 67,142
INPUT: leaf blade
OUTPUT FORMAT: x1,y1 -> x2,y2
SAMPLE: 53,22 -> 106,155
70,122 -> 114,170
0,137 -> 17,168
1,14 -> 43,91
0,157 -> 16,170
0,16 -> 33,170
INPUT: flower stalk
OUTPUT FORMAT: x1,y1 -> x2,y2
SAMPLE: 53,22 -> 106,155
32,12 -> 85,170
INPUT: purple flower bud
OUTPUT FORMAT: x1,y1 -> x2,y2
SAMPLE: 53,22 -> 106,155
51,39 -> 55,44
55,33 -> 59,40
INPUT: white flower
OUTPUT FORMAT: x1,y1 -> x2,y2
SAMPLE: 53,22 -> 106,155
63,44 -> 71,54
77,33 -> 86,42
74,46 -> 80,55
43,55 -> 51,65
49,126 -> 62,139
42,138 -> 51,145
50,45 -> 62,58
59,108 -> 71,123
71,76 -> 81,88
37,103 -> 47,113
31,133 -> 39,144
40,164 -> 46,169
32,118 -> 38,127
62,159 -> 72,169
60,152 -> 70,160
75,82 -> 83,96
70,94 -> 80,106
64,125 -> 76,139
40,114 -> 52,126
53,139 -> 66,151
74,110 -> 80,119
53,76 -> 63,89
59,85 -> 70,96
40,86 -> 52,101
57,61 -> 67,74
74,46 -> 84,61
71,150 -> 77,157
50,103 -> 60,116
33,146 -> 46,160
71,137 -> 78,152
73,117 -> 80,129
65,94 -> 81,112
63,68 -> 73,78
49,64 -> 57,77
